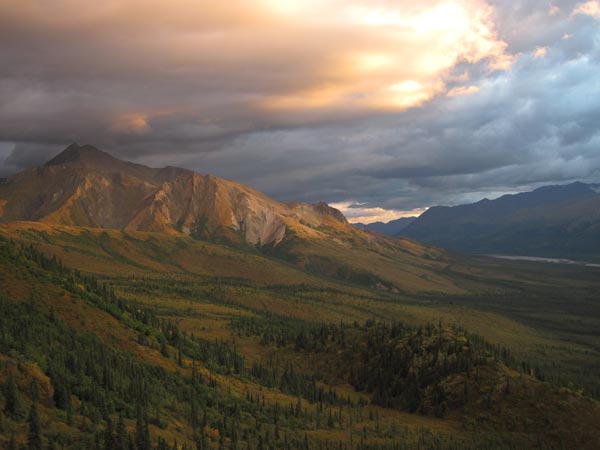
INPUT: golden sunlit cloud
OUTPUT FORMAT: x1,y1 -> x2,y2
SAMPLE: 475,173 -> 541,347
572,1 -> 600,19
534,47 -> 548,59
447,85 -> 481,97
109,114 -> 151,135
0,0 -> 514,124
331,202 -> 427,224
256,0 -> 513,112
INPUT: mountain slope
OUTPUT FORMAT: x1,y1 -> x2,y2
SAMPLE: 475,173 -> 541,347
0,144 -> 351,247
354,217 -> 416,236
402,182 -> 600,258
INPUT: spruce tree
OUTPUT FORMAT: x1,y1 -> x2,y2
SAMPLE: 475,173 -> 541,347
4,373 -> 23,419
8,433 -> 17,450
27,403 -> 43,450
135,409 -> 151,450
105,417 -> 115,450
116,413 -> 127,450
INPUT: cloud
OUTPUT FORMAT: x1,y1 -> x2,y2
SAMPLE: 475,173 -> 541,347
534,46 -> 549,58
109,114 -> 151,135
1,1 -> 600,220
0,142 -> 64,177
0,0 -> 512,141
330,202 -> 426,224
259,1 -> 513,112
447,85 -> 481,96
572,1 -> 600,18
549,5 -> 561,16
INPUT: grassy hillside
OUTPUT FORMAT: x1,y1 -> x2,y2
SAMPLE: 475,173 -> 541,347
0,223 -> 600,449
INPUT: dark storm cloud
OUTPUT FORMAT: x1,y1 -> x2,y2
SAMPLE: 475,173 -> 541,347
0,142 -> 66,177
1,1 -> 599,222
196,30 -> 600,213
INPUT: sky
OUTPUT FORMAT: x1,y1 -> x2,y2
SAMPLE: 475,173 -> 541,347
1,1 -> 600,223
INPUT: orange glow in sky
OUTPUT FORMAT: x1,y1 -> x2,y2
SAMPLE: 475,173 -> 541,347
0,0 -> 512,121
256,0 -> 512,111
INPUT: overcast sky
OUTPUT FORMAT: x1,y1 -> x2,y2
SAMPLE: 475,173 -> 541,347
1,1 -> 600,223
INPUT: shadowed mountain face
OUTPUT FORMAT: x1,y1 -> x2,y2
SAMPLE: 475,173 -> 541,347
355,217 -> 416,236
401,182 -> 600,258
0,144 -> 350,246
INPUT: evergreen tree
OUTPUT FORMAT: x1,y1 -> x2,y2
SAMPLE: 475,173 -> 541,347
135,409 -> 151,450
116,413 -> 127,450
128,435 -> 136,450
27,403 -> 43,450
30,380 -> 40,404
4,373 -> 23,419
8,433 -> 17,450
105,417 -> 116,450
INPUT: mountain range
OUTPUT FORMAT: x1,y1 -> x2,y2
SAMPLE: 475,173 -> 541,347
363,182 -> 600,259
354,216 -> 416,235
4,144 -> 600,262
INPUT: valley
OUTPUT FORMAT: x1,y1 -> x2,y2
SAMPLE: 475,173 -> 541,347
1,220 -> 599,449
0,148 -> 599,450
488,254 -> 600,267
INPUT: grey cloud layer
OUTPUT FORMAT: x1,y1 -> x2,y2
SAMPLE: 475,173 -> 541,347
1,1 -> 599,217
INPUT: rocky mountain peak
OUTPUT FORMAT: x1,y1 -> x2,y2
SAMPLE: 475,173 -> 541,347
313,201 -> 348,224
45,143 -> 117,167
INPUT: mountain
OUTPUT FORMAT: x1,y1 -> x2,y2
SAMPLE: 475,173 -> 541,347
401,182 -> 600,258
0,143 -> 351,247
0,144 -> 467,294
354,216 -> 416,235
1,145 -> 600,449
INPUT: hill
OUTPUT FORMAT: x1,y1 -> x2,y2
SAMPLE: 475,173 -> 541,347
401,182 -> 600,258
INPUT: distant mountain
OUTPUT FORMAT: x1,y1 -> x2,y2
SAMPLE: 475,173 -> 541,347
401,182 -> 600,258
0,143 -> 351,247
355,217 -> 416,235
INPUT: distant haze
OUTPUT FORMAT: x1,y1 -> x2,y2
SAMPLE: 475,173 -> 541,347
1,1 -> 600,223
